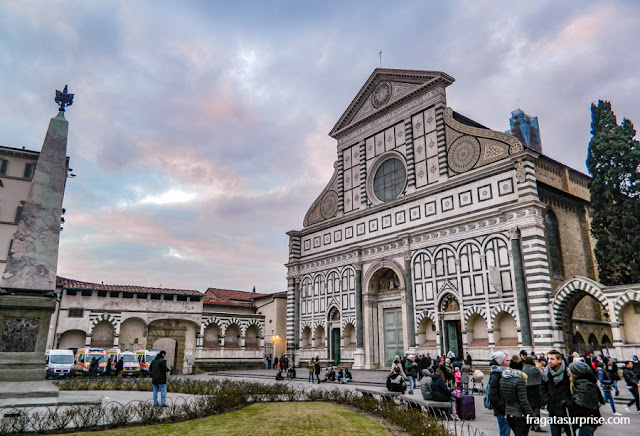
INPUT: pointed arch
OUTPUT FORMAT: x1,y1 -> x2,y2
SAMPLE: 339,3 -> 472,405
416,309 -> 436,325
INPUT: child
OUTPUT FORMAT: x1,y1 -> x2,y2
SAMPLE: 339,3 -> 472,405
454,367 -> 461,391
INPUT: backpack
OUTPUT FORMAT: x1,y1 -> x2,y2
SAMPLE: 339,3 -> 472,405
483,381 -> 492,409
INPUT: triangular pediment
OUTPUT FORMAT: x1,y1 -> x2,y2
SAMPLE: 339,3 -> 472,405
329,68 -> 455,138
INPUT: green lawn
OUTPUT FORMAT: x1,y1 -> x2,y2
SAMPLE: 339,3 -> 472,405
69,402 -> 392,435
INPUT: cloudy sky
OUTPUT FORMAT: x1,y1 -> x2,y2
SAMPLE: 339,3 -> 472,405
1,1 -> 638,293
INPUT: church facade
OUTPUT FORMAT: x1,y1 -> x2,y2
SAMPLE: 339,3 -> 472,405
285,69 -> 640,369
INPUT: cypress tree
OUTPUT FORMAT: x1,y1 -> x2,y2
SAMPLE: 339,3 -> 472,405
586,100 -> 640,285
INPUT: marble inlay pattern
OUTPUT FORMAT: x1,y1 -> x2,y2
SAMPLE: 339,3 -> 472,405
0,317 -> 39,352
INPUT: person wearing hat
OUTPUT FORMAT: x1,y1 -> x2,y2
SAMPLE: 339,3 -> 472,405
488,351 -> 511,436
390,355 -> 406,378
404,355 -> 418,395
421,368 -> 434,400
568,360 -> 604,435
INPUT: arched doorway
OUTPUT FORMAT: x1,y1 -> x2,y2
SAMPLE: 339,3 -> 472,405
153,338 -> 178,372
203,323 -> 221,348
367,266 -> 404,367
328,307 -> 341,365
439,293 -> 463,359
554,278 -> 613,355
58,329 -> 86,351
620,301 -> 640,345
146,319 -> 190,375
90,321 -> 115,348
119,317 -> 146,350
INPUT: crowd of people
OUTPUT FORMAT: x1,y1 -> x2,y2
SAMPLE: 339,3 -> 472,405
488,350 -> 639,436
384,350 -> 640,435
305,356 -> 352,384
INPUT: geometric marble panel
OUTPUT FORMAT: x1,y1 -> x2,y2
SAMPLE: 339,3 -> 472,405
477,184 -> 493,202
498,178 -> 514,196
459,190 -> 472,207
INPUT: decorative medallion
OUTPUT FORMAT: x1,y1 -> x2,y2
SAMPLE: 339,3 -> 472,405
416,145 -> 423,154
387,134 -> 393,143
397,130 -> 403,138
353,152 -> 359,158
447,135 -> 481,173
509,143 -> 523,154
320,190 -> 339,219
428,139 -> 436,149
371,81 -> 392,108
429,165 -> 437,174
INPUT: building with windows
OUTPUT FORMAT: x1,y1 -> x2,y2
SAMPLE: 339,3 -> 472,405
285,68 -> 640,368
0,145 -> 41,278
47,277 -> 286,373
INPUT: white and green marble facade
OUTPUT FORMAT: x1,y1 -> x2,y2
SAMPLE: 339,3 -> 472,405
286,69 -> 640,368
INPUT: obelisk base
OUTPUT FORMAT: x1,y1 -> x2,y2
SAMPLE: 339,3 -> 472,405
0,294 -> 59,400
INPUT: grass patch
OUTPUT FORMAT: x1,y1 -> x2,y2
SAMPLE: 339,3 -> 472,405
65,402 -> 391,435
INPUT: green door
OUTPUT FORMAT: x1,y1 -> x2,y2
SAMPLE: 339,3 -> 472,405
383,307 -> 404,367
331,328 -> 341,366
445,320 -> 461,358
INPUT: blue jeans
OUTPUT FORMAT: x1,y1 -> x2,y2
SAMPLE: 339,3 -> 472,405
578,425 -> 596,436
407,376 -> 417,394
496,414 -> 511,436
603,390 -> 616,413
308,371 -> 313,382
153,384 -> 167,406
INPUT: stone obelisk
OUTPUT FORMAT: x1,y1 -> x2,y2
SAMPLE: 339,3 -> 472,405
0,86 -> 73,401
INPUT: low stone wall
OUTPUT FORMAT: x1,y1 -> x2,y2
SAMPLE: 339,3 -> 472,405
193,358 -> 266,372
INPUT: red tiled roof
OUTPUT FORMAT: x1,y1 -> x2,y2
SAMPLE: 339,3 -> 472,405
204,288 -> 271,301
56,277 -> 203,297
252,291 -> 288,299
203,298 -> 254,308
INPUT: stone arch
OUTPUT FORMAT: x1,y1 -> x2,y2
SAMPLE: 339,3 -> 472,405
417,316 -> 437,347
466,313 -> 489,347
314,324 -> 326,348
481,234 -> 510,252
411,248 -> 433,264
301,326 -> 312,348
613,289 -> 640,317
490,304 -> 518,325
363,260 -> 406,293
327,305 -> 341,321
618,298 -> 640,345
90,320 -> 115,348
203,322 -> 221,348
341,316 -> 356,330
245,318 -> 264,337
416,309 -> 436,325
438,289 -> 461,313
220,317 -> 242,335
58,329 -> 86,350
90,313 -> 119,330
464,306 -> 488,324
224,323 -> 241,348
552,277 -> 609,325
343,322 -> 356,346
203,316 -> 223,329
245,324 -> 261,349
493,310 -> 518,346
118,317 -> 146,350
456,239 -> 482,257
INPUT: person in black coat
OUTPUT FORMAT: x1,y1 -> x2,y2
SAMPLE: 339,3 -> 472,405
540,350 -> 572,436
499,366 -> 534,436
149,350 -> 170,407
569,361 -> 604,435
430,370 -> 451,402
386,367 -> 406,393
115,357 -> 124,378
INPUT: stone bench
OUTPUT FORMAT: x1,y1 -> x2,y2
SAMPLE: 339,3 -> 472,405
355,387 -> 402,402
399,395 -> 452,416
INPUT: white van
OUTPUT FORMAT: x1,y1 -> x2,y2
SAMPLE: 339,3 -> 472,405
45,349 -> 75,379
136,349 -> 160,377
107,349 -> 141,377
74,348 -> 107,376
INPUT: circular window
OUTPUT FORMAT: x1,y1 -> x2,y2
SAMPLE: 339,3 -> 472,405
373,158 -> 406,202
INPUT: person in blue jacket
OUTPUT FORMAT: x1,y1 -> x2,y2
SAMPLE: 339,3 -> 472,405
431,369 -> 452,402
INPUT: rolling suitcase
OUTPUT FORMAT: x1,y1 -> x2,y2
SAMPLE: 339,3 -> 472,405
455,394 -> 476,420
